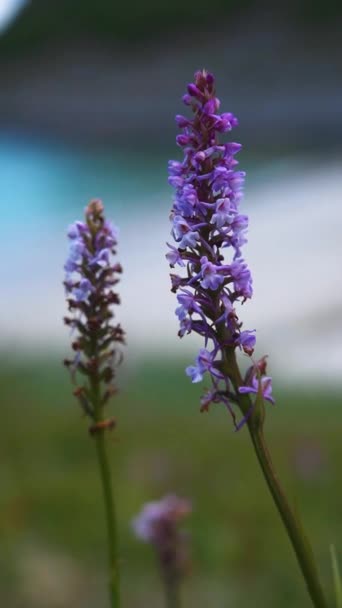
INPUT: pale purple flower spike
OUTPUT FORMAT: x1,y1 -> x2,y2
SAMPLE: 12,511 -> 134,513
166,70 -> 274,426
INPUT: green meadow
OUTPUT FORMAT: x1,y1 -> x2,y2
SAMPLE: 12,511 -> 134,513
0,358 -> 340,607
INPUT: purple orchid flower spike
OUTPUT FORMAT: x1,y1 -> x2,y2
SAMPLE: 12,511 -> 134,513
166,69 -> 273,428
165,71 -> 329,608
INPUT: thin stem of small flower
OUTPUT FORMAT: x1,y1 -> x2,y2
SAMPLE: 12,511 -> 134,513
92,377 -> 120,608
162,572 -> 182,608
224,348 -> 328,608
330,544 -> 342,608
94,430 -> 120,607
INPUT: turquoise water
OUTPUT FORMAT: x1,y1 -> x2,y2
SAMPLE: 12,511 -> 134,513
0,134 -> 170,230
1,133 -> 296,231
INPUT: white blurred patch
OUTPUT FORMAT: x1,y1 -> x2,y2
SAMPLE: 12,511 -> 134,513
1,158 -> 341,385
0,0 -> 26,32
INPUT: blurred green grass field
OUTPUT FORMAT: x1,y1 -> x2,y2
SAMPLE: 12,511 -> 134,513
0,358 -> 341,607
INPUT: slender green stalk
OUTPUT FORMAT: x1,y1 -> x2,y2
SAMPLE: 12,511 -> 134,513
94,429 -> 120,607
162,574 -> 182,608
92,378 -> 120,608
224,347 -> 328,608
330,545 -> 342,608
248,426 -> 327,608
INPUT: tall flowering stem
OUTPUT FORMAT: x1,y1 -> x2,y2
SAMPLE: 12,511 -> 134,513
167,70 -> 328,608
64,199 -> 124,608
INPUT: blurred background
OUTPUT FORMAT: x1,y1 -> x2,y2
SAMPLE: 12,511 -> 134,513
0,1 -> 341,606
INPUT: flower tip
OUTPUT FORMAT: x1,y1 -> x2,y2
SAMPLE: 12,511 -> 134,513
205,71 -> 215,85
194,69 -> 214,89
257,355 -> 268,376
86,198 -> 104,217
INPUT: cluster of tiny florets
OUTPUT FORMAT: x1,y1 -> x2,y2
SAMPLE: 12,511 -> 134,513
167,70 -> 273,420
64,199 -> 124,428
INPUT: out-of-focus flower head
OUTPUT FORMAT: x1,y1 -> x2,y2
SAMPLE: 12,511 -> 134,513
132,495 -> 192,586
133,494 -> 191,544
63,199 -> 124,431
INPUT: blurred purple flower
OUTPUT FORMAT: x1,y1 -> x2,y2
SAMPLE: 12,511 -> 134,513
133,495 -> 191,544
64,199 -> 125,426
133,495 -> 192,596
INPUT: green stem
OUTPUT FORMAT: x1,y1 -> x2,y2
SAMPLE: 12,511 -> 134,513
248,426 -> 327,608
94,431 -> 120,607
330,545 -> 342,608
224,348 -> 328,608
162,576 -> 182,608
92,380 -> 120,608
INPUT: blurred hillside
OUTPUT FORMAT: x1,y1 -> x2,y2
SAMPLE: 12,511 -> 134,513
2,0 -> 342,52
0,0 -> 253,50
0,1 -> 342,147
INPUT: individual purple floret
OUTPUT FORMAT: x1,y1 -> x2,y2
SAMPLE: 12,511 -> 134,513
239,373 -> 275,405
133,495 -> 192,598
63,199 -> 125,432
166,70 -> 274,427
